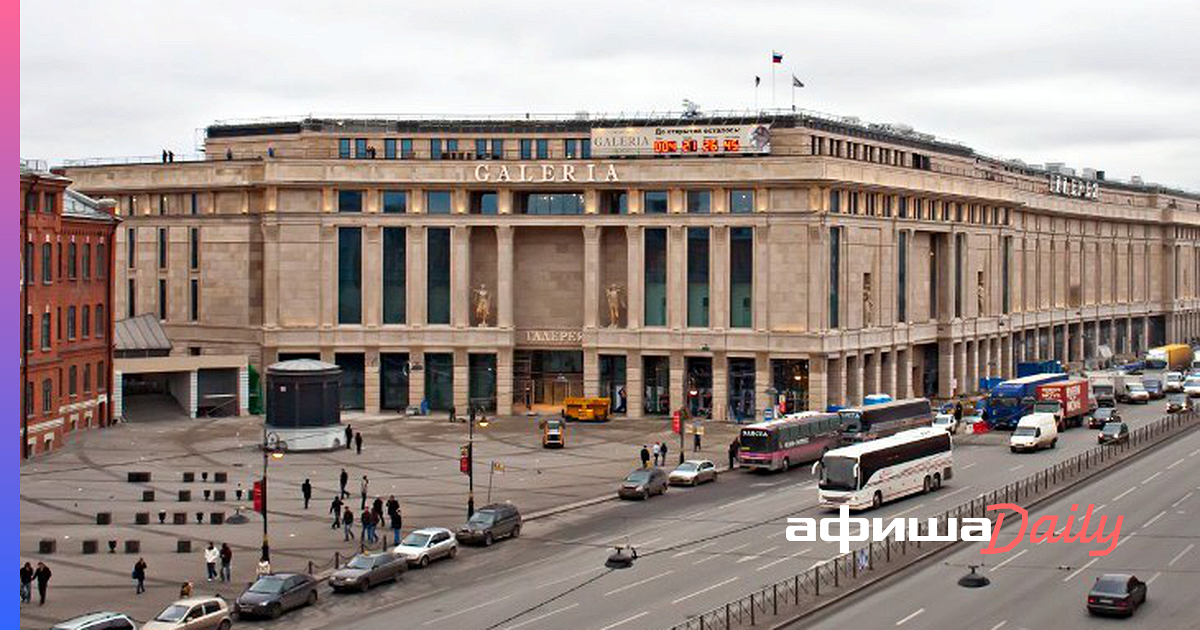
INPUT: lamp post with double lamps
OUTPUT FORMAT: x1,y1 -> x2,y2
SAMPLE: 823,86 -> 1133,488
466,407 -> 489,517
261,430 -> 284,563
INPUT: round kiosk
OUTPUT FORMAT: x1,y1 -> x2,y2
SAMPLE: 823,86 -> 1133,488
265,359 -> 344,451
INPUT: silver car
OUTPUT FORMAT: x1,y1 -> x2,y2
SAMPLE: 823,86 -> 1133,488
669,460 -> 717,486
329,552 -> 406,592
392,527 -> 458,568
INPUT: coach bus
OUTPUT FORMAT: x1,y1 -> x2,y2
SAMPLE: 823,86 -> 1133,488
838,398 -> 932,443
737,412 -> 842,472
814,427 -> 953,511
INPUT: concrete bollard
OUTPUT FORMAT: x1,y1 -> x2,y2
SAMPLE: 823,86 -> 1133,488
38,539 -> 56,554
124,540 -> 140,554
177,540 -> 192,553
81,540 -> 98,555
135,512 -> 150,525
96,512 -> 112,525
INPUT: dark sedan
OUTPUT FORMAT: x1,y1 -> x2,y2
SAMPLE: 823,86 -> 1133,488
457,503 -> 522,546
1088,407 -> 1120,430
1087,573 -> 1146,616
329,552 -> 406,593
617,467 -> 668,500
1098,421 -> 1130,445
234,573 -> 317,619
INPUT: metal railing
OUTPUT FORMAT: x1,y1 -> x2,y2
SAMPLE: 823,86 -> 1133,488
667,409 -> 1200,630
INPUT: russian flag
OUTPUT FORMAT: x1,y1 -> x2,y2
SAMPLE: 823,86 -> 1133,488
771,51 -> 783,63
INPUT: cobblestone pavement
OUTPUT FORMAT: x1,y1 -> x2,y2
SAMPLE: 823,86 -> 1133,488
19,409 -> 740,628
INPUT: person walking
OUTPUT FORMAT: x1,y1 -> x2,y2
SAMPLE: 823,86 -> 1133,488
639,445 -> 650,468
372,496 -> 384,520
360,475 -> 369,510
339,468 -> 349,499
728,439 -> 740,469
301,478 -> 312,510
330,495 -> 344,529
344,424 -> 353,450
342,507 -> 355,541
33,562 -> 50,605
180,581 -> 193,598
651,442 -> 660,466
355,431 -> 364,455
660,441 -> 669,465
386,495 -> 399,519
20,562 -> 33,603
360,508 -> 372,544
204,542 -> 218,582
389,507 -> 403,546
132,558 -> 147,595
693,428 -> 702,452
219,543 -> 232,582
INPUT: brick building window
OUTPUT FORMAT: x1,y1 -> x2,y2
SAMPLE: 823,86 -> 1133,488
40,313 -> 50,350
69,366 -> 77,397
95,305 -> 105,338
97,244 -> 106,278
42,243 -> 52,284
67,306 -> 76,340
83,244 -> 91,279
68,243 -> 77,279
42,379 -> 52,413
82,305 -> 90,338
97,361 -> 106,390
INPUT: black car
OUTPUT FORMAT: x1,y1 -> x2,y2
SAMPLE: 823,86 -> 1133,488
457,503 -> 522,546
234,573 -> 317,619
329,552 -> 406,592
1087,573 -> 1146,616
1098,421 -> 1129,445
618,467 -> 668,500
1088,407 -> 1120,430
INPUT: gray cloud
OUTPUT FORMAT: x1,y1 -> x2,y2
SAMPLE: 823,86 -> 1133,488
20,0 -> 1200,190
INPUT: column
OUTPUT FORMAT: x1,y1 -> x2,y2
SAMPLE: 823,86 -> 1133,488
583,226 -> 600,329
365,350 -> 380,414
978,337 -> 991,381
711,353 -> 727,423
754,224 -> 770,331
262,221 -> 279,328
497,226 -> 513,329
863,352 -> 879,396
364,226 -> 382,327
846,354 -> 863,405
626,227 -> 643,329
669,352 -> 684,413
451,226 -> 471,328
407,228 -> 426,327
755,352 -> 771,417
668,226 -> 685,330
711,226 -> 729,330
880,350 -> 894,398
408,349 -> 425,411
1002,334 -> 1014,379
626,351 -> 643,419
827,355 -> 845,407
808,355 -> 829,411
320,225 -> 337,326
583,348 -> 599,398
897,347 -> 912,399
453,348 -> 469,411
938,339 -> 954,399
965,340 -> 978,394
496,347 -> 513,416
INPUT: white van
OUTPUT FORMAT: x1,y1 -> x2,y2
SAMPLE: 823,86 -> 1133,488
1010,412 -> 1058,453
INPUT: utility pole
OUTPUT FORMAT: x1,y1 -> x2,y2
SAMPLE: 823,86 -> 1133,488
468,406 -> 476,518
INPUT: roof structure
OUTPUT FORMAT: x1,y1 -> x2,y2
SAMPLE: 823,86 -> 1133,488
113,314 -> 172,354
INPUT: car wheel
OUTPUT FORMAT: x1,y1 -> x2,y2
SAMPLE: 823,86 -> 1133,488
307,590 -> 318,606
641,489 -> 649,500
1010,446 -> 1018,453
922,476 -> 931,494
511,524 -> 521,539
781,458 -> 790,472
933,473 -> 941,490
484,533 -> 494,547
218,621 -> 231,630
270,603 -> 283,620
1051,438 -> 1057,449
448,545 -> 458,558
872,492 -> 882,510
419,555 -> 430,568
660,483 -> 667,495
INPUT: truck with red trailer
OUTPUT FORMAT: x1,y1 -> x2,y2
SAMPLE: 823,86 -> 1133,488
1033,378 -> 1094,430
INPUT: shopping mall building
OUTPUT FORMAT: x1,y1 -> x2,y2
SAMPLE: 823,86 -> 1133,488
61,111 -> 1200,420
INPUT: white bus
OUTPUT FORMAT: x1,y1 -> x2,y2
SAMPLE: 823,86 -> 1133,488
814,427 -> 953,511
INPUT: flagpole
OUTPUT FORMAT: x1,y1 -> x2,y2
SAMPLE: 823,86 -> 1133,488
771,64 -> 776,110
791,78 -> 796,112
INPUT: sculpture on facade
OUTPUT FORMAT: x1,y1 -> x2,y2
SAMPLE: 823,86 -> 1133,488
977,280 -> 987,315
605,283 -> 625,327
472,283 -> 491,326
862,274 -> 874,325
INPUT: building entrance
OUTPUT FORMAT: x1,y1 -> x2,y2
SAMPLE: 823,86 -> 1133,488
514,350 -> 583,413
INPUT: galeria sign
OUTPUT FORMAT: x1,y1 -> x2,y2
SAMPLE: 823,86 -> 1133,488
473,163 -> 619,183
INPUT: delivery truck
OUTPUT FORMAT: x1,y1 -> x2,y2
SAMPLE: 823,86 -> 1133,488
1090,372 -> 1127,407
1145,344 -> 1193,372
983,372 -> 1068,429
1033,378 -> 1094,430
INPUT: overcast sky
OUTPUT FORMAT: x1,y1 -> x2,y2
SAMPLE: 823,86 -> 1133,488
20,0 -> 1200,189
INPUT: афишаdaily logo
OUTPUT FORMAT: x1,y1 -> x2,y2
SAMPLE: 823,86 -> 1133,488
786,503 -> 1123,556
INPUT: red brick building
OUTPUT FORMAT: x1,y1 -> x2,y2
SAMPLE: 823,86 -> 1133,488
20,162 -> 118,458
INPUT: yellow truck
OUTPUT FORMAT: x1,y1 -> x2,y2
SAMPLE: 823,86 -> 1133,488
563,397 -> 611,422
541,417 -> 566,448
1146,344 -> 1193,372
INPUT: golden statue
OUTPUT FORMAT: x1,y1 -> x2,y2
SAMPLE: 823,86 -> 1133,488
605,283 -> 624,327
472,283 -> 491,326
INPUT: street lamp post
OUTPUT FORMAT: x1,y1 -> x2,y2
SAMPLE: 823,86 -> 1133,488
261,429 -> 283,563
467,407 -> 489,518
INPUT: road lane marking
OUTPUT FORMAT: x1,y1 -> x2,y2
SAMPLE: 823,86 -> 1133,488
932,485 -> 972,502
988,621 -> 1008,630
889,503 -> 926,518
719,493 -> 765,510
672,576 -> 740,604
1142,472 -> 1162,484
1143,510 -> 1168,528
1189,448 -> 1200,458
672,541 -> 718,558
683,509 -> 709,519
1007,465 -> 1024,472
1168,543 -> 1195,567
536,567 -> 604,589
895,608 -> 925,625
1172,492 -> 1194,508
737,545 -> 778,563
757,547 -> 812,571
421,594 -> 513,625
1116,531 -> 1138,548
1062,558 -> 1100,582
752,481 -> 785,487
1168,458 -> 1185,470
1146,572 -> 1162,585
500,603 -> 581,630
596,611 -> 648,630
991,548 -> 1027,570
694,542 -> 750,565
1112,486 -> 1137,501
1092,503 -> 1107,513
604,570 -> 674,597
636,536 -> 663,547
962,462 -> 977,469
767,529 -> 787,539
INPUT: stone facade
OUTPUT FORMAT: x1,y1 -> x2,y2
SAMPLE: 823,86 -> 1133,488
63,114 -> 1200,420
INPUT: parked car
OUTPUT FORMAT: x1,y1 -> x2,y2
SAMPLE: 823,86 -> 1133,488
234,573 -> 317,620
393,527 -> 457,567
1166,392 -> 1190,413
1143,377 -> 1164,399
143,597 -> 231,630
618,467 -> 668,500
1184,375 -> 1200,397
1088,406 -> 1120,430
1126,381 -> 1150,403
329,552 -> 406,592
668,460 -> 717,486
1087,573 -> 1147,616
1098,421 -> 1130,445
931,413 -> 959,434
52,613 -> 136,630
457,503 -> 522,546
1010,412 -> 1058,452
1164,371 -> 1185,393
961,414 -> 985,432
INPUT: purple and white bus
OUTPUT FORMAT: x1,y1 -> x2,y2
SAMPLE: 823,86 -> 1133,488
737,412 -> 842,472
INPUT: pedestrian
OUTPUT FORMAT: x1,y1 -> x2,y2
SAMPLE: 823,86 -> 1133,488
267,147 -> 275,158
225,148 -> 233,160
33,562 -> 50,605
390,507 -> 403,546
651,442 -> 660,466
639,445 -> 650,468
954,401 -> 963,421
20,562 -> 33,603
372,496 -> 384,519
301,478 -> 312,509
330,496 -> 344,529
168,150 -> 174,162
180,581 -> 193,598
355,431 -> 363,455
386,494 -> 399,519
132,557 -> 147,595
661,441 -> 669,465
360,475 -> 369,510
729,439 -> 739,469
344,424 -> 353,450
256,558 -> 271,577
219,543 -> 232,582
342,507 -> 355,541
204,542 -> 218,582
693,429 -> 702,452
339,468 -> 349,499
361,508 -> 372,544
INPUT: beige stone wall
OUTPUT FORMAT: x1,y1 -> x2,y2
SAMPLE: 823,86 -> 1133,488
513,227 -> 584,330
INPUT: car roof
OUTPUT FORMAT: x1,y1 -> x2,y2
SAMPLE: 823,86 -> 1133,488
412,526 -> 451,534
54,612 -> 130,628
682,459 -> 712,465
1096,572 -> 1134,581
171,596 -> 225,605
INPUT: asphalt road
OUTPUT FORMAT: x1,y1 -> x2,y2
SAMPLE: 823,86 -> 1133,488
798,415 -> 1200,630
234,399 -> 1181,630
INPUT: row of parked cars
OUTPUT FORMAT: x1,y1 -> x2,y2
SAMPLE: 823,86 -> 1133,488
52,504 -> 527,629
617,459 -> 719,500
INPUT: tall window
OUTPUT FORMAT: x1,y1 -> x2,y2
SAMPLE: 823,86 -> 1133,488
897,231 -> 908,323
430,139 -> 444,160
157,228 -> 167,269
67,306 -> 76,339
83,364 -> 91,393
42,379 -> 52,413
24,314 -> 31,353
383,191 -> 407,214
339,138 -> 351,159
427,228 -> 451,325
127,228 -> 136,268
518,192 -> 583,215
830,190 -> 841,213
25,191 -> 37,213
1002,236 -> 1012,314
82,245 -> 91,280
829,226 -> 841,328
24,382 -> 32,417
354,138 -> 368,158
730,228 -> 753,328
644,228 -> 668,326
68,243 -> 77,279
189,228 -> 200,270
338,190 -> 363,213
445,139 -> 458,155
190,193 -> 198,215
730,189 -> 754,214
97,361 -> 106,390
954,233 -> 965,318
190,279 -> 200,321
535,139 -> 549,159
385,138 -> 397,159
41,313 -> 51,350
383,227 -> 407,324
687,228 -> 710,327
96,305 -> 105,338
643,191 -> 668,214
475,139 -> 488,158
564,139 -> 578,159
426,191 -> 452,214
158,279 -> 167,320
82,305 -> 90,338
127,279 -> 136,318
581,138 -> 591,158
470,191 -> 498,215
400,139 -> 413,158
97,244 -> 106,278
601,191 -> 627,215
490,139 -> 504,158
42,243 -> 52,283
24,242 -> 32,285
69,366 -> 77,397
686,190 -> 711,213
338,228 -> 363,324
519,139 -> 532,160
159,195 -> 166,215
